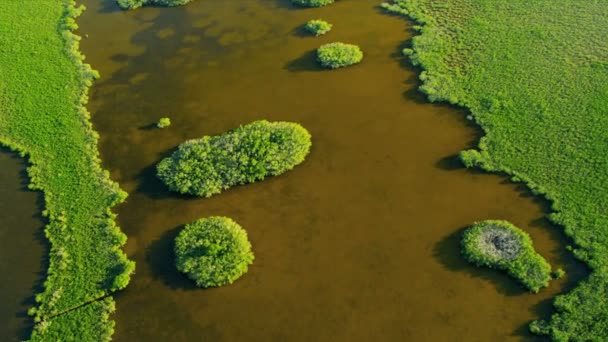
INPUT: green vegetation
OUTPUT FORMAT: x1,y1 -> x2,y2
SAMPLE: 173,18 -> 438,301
305,20 -> 333,36
0,1 -> 133,339
291,0 -> 334,7
157,117 -> 171,129
553,268 -> 566,280
29,298 -> 116,342
157,120 -> 311,197
462,220 -> 552,293
117,0 -> 194,10
175,217 -> 254,288
317,43 -> 363,69
385,0 -> 608,339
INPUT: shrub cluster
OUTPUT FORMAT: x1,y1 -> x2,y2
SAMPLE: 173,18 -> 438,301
175,217 -> 254,288
305,20 -> 333,36
461,220 -> 552,293
157,117 -> 171,128
117,0 -> 194,10
157,120 -> 312,197
316,42 -> 363,69
291,0 -> 334,7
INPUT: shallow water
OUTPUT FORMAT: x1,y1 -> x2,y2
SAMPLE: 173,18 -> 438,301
75,0 -> 585,340
0,152 -> 44,341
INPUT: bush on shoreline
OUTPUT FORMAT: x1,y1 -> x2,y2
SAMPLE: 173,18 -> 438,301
175,217 -> 254,288
305,20 -> 333,36
157,120 -> 311,197
316,42 -> 363,69
461,220 -> 552,293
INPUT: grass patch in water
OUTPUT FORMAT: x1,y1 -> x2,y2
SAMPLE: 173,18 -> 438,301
175,217 -> 254,288
157,120 -> 311,197
383,0 -> 608,339
0,1 -> 134,339
462,220 -> 552,293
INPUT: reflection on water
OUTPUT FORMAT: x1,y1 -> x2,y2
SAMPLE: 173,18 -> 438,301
0,151 -> 45,341
76,0 -> 585,341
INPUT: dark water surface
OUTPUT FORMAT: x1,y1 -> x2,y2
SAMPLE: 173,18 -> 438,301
74,0 -> 585,341
0,152 -> 44,341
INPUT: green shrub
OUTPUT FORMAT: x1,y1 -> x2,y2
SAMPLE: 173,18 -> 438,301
380,1 -> 410,16
316,42 -> 363,69
175,217 -> 254,288
305,19 -> 333,36
157,120 -> 311,197
461,220 -> 552,293
552,268 -> 566,279
157,117 -> 171,128
117,0 -> 194,10
291,0 -> 334,7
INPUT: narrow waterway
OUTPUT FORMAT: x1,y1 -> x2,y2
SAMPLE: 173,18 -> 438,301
0,151 -> 45,341
76,0 -> 584,340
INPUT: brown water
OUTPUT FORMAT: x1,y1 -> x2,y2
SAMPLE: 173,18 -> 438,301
76,0 -> 585,341
0,152 -> 45,341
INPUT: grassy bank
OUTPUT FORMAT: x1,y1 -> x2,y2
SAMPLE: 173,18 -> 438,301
0,1 -> 133,339
383,0 -> 608,339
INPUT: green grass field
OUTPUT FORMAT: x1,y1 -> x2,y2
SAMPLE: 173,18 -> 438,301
0,1 -> 133,339
383,0 -> 608,339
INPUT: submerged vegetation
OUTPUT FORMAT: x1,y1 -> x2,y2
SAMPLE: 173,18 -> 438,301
291,0 -> 334,7
175,217 -> 254,288
317,43 -> 363,69
116,0 -> 194,10
462,220 -> 552,293
305,19 -> 333,36
157,120 -> 311,197
385,0 -> 608,339
0,1 -> 133,339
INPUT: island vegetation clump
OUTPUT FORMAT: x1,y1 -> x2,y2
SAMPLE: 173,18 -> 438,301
0,0 -> 134,340
316,42 -> 363,69
291,0 -> 334,7
175,217 -> 254,288
384,0 -> 608,338
157,117 -> 171,128
305,20 -> 333,36
157,120 -> 312,197
116,0 -> 194,10
462,220 -> 552,293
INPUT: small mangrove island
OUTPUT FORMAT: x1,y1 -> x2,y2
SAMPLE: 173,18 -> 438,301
461,220 -> 552,293
317,43 -> 364,69
157,120 -> 312,197
175,217 -> 255,288
292,0 -> 334,7
305,19 -> 333,36
117,0 -> 194,10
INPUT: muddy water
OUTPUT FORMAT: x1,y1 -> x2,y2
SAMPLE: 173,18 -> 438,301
77,0 -> 583,341
0,152 -> 44,341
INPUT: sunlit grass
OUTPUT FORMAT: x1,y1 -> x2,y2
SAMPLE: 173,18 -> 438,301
0,1 -> 133,339
384,0 -> 608,339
